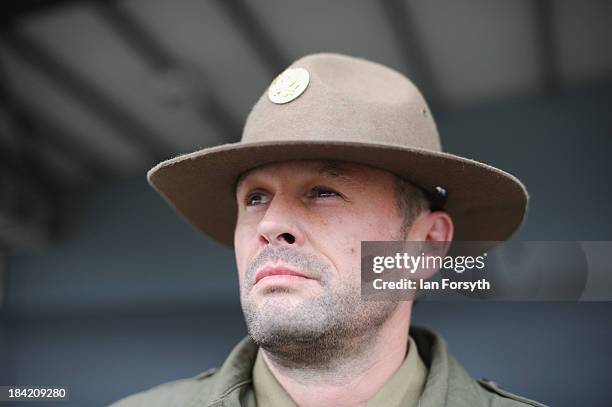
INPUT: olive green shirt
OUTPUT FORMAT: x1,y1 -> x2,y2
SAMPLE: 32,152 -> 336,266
253,336 -> 427,407
110,326 -> 547,407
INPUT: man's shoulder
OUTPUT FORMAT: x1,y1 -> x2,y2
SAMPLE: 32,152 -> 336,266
110,336 -> 259,407
475,378 -> 548,407
109,368 -> 218,407
411,326 -> 547,407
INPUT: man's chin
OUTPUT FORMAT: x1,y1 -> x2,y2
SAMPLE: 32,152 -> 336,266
252,294 -> 314,314
251,285 -> 322,303
247,316 -> 330,349
244,298 -> 332,338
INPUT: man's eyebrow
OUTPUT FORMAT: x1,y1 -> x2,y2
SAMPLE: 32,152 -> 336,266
234,161 -> 359,194
317,162 -> 360,186
310,161 -> 360,187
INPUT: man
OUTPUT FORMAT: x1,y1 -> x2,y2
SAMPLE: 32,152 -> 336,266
112,53 -> 545,406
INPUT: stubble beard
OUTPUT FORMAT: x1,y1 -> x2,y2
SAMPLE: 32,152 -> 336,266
240,246 -> 399,371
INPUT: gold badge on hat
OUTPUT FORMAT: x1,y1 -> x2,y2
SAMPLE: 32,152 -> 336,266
268,67 -> 310,104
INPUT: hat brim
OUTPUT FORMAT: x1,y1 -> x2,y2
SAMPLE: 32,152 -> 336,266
147,140 -> 528,247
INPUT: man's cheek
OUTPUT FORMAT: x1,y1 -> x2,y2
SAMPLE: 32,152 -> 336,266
234,258 -> 249,291
233,238 -> 251,279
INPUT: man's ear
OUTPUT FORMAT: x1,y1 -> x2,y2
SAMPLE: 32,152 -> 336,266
406,211 -> 454,242
401,211 -> 454,282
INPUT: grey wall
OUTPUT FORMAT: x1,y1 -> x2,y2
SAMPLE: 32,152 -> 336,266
1,82 -> 611,406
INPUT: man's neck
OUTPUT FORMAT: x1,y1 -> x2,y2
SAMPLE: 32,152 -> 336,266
260,303 -> 412,407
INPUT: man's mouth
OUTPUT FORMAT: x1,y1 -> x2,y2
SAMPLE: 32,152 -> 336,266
254,266 -> 315,285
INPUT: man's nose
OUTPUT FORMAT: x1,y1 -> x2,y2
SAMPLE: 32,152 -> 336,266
256,194 -> 305,246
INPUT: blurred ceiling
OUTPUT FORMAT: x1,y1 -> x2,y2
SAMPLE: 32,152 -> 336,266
0,0 -> 610,248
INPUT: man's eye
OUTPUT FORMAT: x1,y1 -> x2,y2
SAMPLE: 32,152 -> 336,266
244,188 -> 340,206
246,193 -> 270,206
311,186 -> 340,199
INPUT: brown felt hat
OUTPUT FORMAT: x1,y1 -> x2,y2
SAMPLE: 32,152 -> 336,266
147,53 -> 528,246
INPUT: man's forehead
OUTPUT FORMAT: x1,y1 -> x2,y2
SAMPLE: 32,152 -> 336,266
235,160 -> 365,191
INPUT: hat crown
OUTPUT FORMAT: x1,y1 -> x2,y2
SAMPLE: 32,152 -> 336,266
242,53 -> 441,151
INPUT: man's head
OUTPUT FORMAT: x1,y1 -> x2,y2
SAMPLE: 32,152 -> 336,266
234,159 -> 453,362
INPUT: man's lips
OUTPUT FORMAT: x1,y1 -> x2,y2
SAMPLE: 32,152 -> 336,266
254,266 -> 315,285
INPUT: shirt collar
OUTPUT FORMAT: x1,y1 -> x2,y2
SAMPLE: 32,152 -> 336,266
184,326 -> 487,407
252,336 -> 428,407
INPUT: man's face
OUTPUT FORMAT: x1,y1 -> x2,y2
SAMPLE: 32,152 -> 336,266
234,160 -> 409,351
